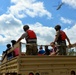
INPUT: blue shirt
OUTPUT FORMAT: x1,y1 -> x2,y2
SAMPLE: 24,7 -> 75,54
38,50 -> 45,54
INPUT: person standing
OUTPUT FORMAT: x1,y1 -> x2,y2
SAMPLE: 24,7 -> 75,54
16,25 -> 38,55
2,44 -> 13,61
53,25 -> 71,55
11,40 -> 20,56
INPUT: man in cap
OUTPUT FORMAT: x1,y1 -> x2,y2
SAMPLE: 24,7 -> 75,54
53,25 -> 71,55
16,25 -> 38,55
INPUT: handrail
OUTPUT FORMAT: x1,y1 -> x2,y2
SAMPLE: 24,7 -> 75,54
67,43 -> 76,48
1,42 -> 21,62
1,42 -> 76,63
21,42 -> 76,48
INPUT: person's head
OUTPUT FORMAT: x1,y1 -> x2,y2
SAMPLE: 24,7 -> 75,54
45,45 -> 48,49
45,45 -> 50,55
50,42 -> 55,47
23,25 -> 29,31
39,45 -> 43,50
11,40 -> 16,46
29,72 -> 34,75
6,44 -> 11,49
54,25 -> 61,31
3,51 -> 5,54
71,70 -> 75,75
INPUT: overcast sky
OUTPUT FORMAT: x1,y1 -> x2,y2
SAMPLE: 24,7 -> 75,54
0,0 -> 76,55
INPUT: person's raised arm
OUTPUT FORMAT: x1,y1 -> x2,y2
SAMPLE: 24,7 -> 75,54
16,37 -> 22,43
66,35 -> 72,47
54,31 -> 60,43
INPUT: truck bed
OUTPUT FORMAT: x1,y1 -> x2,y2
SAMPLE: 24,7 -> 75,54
0,55 -> 76,75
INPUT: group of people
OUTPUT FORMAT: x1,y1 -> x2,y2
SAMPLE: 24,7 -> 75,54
2,24 -> 72,61
2,40 -> 19,61
38,45 -> 50,55
38,42 -> 59,56
16,24 -> 71,56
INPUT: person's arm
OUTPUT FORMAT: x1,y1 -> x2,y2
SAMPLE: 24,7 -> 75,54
16,35 -> 23,43
66,35 -> 72,47
54,31 -> 60,43
16,33 -> 27,43
16,37 -> 22,43
65,35 -> 72,48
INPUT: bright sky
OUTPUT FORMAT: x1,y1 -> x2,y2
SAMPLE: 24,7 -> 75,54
0,0 -> 76,55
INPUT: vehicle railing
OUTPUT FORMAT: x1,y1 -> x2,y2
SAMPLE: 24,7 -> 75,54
1,42 -> 76,63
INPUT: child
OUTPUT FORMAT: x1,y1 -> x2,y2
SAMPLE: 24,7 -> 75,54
2,44 -> 12,61
44,45 -> 50,55
49,42 -> 59,56
38,45 -> 45,55
11,40 -> 19,56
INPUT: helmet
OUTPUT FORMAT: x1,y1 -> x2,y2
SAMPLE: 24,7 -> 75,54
23,25 -> 29,31
54,25 -> 61,31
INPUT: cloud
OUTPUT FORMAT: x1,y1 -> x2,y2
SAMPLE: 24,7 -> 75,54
0,0 -> 53,45
0,14 -> 76,46
0,14 -> 23,44
0,20 -> 55,45
0,0 -> 76,48
7,0 -> 52,19
0,0 -> 52,45
28,22 -> 55,45
62,0 -> 76,9
60,17 -> 72,24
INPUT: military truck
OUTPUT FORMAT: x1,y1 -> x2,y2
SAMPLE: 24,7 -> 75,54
0,42 -> 76,75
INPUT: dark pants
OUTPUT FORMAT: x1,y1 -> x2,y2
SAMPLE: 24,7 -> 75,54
26,43 -> 38,55
57,41 -> 67,55
7,52 -> 14,60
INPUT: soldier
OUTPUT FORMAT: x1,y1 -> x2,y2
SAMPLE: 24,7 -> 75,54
53,25 -> 71,55
16,25 -> 38,55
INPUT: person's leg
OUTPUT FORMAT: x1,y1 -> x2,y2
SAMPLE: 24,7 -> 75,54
58,46 -> 63,55
61,42 -> 67,55
26,45 -> 32,55
32,44 -> 38,55
62,46 -> 67,55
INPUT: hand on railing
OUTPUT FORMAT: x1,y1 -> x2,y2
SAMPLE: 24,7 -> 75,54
67,43 -> 76,48
68,44 -> 72,48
